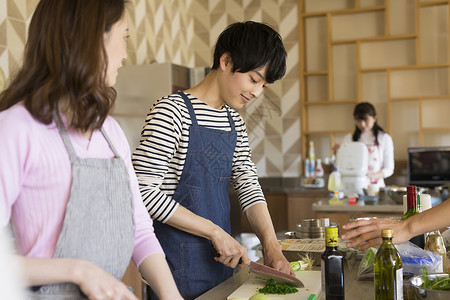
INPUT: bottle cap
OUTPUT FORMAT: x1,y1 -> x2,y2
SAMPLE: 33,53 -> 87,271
325,226 -> 339,247
407,186 -> 417,195
381,228 -> 393,238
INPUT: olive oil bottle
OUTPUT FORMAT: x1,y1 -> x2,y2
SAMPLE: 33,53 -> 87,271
374,229 -> 403,300
321,225 -> 344,300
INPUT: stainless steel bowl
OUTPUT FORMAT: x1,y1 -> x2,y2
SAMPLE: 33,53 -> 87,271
410,273 -> 450,299
284,231 -> 296,239
300,218 -> 330,227
387,186 -> 407,204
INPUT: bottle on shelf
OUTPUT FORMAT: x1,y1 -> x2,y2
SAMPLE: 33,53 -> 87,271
315,158 -> 324,177
374,229 -> 403,300
321,225 -> 344,300
309,141 -> 316,177
304,157 -> 311,178
422,194 -> 447,272
314,158 -> 325,187
328,167 -> 344,205
401,186 -> 424,248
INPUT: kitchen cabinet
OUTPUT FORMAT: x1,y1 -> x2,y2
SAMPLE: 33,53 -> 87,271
286,189 -> 329,231
235,192 -> 288,233
298,0 -> 450,166
231,188 -> 331,234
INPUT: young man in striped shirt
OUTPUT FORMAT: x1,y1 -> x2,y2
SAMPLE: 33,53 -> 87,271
133,21 -> 291,299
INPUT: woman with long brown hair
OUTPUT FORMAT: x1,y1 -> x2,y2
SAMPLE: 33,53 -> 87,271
0,0 -> 182,299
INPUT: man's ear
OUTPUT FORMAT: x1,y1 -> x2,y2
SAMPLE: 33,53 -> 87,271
220,52 -> 232,70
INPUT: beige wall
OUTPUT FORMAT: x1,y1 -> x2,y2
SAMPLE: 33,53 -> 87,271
0,0 -> 301,178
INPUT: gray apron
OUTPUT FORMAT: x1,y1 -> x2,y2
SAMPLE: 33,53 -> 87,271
28,113 -> 135,299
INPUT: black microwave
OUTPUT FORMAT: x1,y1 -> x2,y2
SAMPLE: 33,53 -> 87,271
408,146 -> 450,188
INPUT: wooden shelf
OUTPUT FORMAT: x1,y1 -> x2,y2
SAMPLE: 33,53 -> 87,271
391,95 -> 450,101
304,100 -> 358,105
361,63 -> 449,72
298,0 -> 450,169
332,33 -> 417,45
422,127 -> 450,131
304,70 -> 328,75
304,130 -> 351,135
419,0 -> 449,8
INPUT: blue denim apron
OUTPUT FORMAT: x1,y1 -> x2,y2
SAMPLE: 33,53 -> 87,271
151,91 -> 237,300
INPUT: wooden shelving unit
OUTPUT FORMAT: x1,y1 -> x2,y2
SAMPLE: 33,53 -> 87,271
298,0 -> 450,172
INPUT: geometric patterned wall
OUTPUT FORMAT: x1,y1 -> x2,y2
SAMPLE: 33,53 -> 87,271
0,0 -> 301,177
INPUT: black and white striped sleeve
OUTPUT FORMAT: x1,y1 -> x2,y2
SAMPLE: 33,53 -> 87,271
132,97 -> 183,223
229,111 -> 266,211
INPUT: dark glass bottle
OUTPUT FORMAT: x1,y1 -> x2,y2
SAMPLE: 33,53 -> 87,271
374,229 -> 403,300
401,186 -> 424,248
321,225 -> 344,300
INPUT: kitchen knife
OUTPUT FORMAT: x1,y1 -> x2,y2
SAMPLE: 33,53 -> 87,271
212,245 -> 304,287
249,261 -> 304,288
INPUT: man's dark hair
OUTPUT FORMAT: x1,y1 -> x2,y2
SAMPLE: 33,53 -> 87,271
211,21 -> 287,84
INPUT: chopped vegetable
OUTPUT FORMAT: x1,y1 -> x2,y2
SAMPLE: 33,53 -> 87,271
290,253 -> 314,271
257,278 -> 298,295
420,268 -> 450,291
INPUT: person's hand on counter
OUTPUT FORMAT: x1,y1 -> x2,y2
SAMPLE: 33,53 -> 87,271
342,199 -> 450,250
366,170 -> 384,181
262,241 -> 295,276
340,218 -> 409,250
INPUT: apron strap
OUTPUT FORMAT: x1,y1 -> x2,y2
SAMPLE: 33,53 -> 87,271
177,91 -> 198,126
53,112 -> 121,161
53,112 -> 78,162
177,91 -> 236,131
224,106 -> 235,132
100,128 -> 121,158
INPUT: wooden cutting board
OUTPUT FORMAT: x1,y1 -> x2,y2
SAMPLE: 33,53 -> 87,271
227,270 -> 322,300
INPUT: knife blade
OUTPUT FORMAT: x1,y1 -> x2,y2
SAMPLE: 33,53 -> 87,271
249,261 -> 304,288
212,245 -> 304,288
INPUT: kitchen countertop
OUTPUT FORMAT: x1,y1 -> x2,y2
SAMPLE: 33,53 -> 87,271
312,200 -> 404,213
195,254 -> 375,300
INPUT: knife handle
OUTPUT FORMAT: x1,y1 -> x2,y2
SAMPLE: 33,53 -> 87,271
211,245 -> 243,264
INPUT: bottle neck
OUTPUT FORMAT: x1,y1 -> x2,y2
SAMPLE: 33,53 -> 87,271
407,190 -> 417,208
381,236 -> 394,246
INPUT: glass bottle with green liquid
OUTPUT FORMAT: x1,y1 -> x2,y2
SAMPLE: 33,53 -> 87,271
401,186 -> 424,248
374,229 -> 403,300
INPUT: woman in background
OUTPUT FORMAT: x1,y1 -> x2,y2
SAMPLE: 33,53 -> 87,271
334,102 -> 394,189
0,0 -> 182,299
